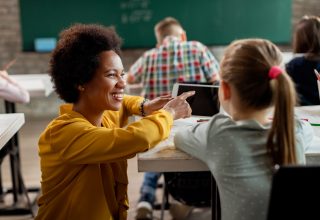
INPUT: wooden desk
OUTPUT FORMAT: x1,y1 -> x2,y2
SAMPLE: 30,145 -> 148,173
138,107 -> 320,172
138,129 -> 208,172
0,114 -> 24,150
1,74 -> 53,216
0,114 -> 31,215
137,106 -> 320,220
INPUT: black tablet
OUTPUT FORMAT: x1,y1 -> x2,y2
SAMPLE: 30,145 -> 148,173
172,83 -> 220,116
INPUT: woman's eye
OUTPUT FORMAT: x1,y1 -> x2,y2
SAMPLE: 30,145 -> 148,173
107,73 -> 117,78
120,72 -> 127,78
105,71 -> 126,80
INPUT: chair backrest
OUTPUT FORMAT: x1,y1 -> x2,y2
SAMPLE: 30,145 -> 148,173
267,165 -> 320,220
164,171 -> 213,207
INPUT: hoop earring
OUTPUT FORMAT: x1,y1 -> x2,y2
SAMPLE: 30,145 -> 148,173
78,85 -> 85,92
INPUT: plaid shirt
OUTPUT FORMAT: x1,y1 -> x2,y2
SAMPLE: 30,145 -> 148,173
128,36 -> 219,100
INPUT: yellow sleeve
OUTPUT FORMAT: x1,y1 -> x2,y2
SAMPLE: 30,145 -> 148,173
42,110 -> 173,164
104,95 -> 144,128
121,95 -> 144,116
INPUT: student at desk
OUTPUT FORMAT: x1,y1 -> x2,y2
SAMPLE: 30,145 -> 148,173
127,17 -> 220,220
174,39 -> 314,220
35,23 -> 193,220
286,15 -> 320,105
0,70 -> 29,103
127,16 -> 219,99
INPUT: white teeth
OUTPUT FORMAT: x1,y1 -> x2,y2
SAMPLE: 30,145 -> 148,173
112,93 -> 123,99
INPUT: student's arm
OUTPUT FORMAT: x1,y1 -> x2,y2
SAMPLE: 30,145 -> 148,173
199,44 -> 220,83
0,70 -> 30,103
127,56 -> 145,84
174,121 -> 210,162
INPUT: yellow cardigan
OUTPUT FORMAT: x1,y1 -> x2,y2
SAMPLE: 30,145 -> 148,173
35,95 -> 173,220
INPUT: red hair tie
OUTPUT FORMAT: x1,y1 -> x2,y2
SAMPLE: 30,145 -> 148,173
268,66 -> 282,79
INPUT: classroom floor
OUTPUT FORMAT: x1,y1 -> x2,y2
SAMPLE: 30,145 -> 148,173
0,116 -> 210,220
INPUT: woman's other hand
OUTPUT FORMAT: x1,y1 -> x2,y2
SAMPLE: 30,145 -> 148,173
163,91 -> 195,120
143,94 -> 173,115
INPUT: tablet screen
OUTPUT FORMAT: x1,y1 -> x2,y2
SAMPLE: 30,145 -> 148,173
172,83 -> 220,116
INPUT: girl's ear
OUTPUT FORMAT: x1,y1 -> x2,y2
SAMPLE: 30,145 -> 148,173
221,80 -> 231,100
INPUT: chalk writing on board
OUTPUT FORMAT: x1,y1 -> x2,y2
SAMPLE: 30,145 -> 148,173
120,0 -> 152,24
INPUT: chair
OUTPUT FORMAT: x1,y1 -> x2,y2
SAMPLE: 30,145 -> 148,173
160,171 -> 221,220
267,165 -> 320,220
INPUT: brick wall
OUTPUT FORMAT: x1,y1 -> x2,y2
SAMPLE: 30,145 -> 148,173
0,0 -> 319,117
292,0 -> 320,25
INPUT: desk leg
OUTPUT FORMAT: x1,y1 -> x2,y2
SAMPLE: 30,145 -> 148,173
0,101 -> 38,216
4,101 -> 22,200
4,101 -> 16,114
9,137 -> 20,202
211,175 -> 220,220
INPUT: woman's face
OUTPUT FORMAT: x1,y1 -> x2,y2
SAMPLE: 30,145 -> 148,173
82,50 -> 126,111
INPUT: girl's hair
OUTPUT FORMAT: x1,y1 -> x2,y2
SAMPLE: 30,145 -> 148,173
293,15 -> 320,55
50,23 -> 122,103
220,39 -> 297,165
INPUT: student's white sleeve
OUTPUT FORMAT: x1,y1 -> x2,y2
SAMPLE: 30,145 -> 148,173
0,77 -> 30,103
174,122 -> 210,162
296,119 -> 314,151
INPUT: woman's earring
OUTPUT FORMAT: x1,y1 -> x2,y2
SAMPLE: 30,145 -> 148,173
78,85 -> 85,92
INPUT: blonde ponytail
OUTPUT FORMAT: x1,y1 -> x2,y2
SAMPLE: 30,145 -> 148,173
267,72 -> 297,165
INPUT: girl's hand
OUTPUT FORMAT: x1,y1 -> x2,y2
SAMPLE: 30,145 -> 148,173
143,94 -> 173,115
163,91 -> 195,120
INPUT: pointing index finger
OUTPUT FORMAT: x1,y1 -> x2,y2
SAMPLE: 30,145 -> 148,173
178,91 -> 195,100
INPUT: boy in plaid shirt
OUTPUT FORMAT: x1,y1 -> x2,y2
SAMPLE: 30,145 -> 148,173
128,17 -> 220,220
128,17 -> 219,100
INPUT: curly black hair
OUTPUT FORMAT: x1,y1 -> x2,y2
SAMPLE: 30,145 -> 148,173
50,23 -> 122,103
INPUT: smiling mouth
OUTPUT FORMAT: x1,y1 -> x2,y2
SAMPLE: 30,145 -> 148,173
112,93 -> 123,101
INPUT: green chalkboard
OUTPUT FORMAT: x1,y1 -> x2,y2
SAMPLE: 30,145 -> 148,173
19,0 -> 292,51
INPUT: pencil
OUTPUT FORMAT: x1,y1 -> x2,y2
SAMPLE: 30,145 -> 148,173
314,69 -> 320,80
2,58 -> 16,71
197,119 -> 210,122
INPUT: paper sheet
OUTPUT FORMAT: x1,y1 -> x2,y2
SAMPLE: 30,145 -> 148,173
295,107 -> 320,125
